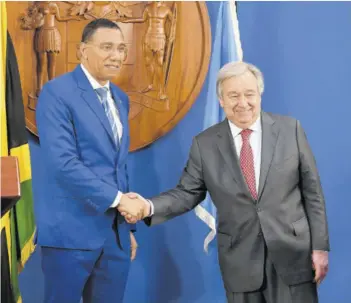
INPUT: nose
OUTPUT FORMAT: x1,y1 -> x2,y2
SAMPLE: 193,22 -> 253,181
237,95 -> 249,107
109,50 -> 122,61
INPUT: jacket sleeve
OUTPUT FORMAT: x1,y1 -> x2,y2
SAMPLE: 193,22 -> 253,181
145,137 -> 207,226
297,120 -> 330,251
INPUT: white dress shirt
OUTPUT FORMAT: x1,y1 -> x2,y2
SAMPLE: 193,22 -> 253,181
80,64 -> 123,208
228,117 -> 262,192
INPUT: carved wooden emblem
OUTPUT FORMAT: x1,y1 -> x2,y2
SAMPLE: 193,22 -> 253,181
15,1 -> 211,151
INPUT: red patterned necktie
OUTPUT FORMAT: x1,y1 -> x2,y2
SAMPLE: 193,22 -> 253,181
240,129 -> 257,200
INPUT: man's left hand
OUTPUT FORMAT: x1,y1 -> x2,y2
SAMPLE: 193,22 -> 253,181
130,232 -> 138,261
312,250 -> 329,285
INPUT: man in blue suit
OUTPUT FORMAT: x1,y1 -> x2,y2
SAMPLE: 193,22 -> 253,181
36,19 -> 147,303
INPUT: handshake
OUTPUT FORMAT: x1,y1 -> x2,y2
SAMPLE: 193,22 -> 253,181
117,193 -> 151,224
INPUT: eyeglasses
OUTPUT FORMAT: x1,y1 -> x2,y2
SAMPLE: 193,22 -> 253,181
86,42 -> 128,56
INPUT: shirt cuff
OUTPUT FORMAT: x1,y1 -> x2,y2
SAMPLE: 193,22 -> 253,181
147,199 -> 154,216
110,191 -> 123,208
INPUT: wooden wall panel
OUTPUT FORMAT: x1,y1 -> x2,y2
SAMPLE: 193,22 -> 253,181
6,1 -> 211,151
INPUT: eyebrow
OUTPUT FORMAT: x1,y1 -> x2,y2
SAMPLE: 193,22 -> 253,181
99,42 -> 127,47
227,89 -> 256,94
118,43 -> 127,48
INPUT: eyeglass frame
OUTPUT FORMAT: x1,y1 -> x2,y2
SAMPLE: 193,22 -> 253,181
84,41 -> 128,58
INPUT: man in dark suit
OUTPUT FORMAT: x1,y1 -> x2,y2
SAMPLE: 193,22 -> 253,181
120,61 -> 329,302
36,19 -> 146,303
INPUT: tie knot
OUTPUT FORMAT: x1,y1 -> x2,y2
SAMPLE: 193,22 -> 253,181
95,87 -> 109,101
241,129 -> 252,141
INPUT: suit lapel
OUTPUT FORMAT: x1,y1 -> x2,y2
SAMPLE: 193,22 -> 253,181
81,90 -> 116,147
216,120 -> 252,196
110,87 -> 128,162
73,65 -> 116,147
257,112 -> 279,200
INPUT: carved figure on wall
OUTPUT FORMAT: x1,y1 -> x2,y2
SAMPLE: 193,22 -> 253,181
121,1 -> 177,100
66,1 -> 95,18
66,1 -> 132,20
20,1 -> 80,97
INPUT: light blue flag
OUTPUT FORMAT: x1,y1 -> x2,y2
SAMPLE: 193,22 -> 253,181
194,1 -> 242,252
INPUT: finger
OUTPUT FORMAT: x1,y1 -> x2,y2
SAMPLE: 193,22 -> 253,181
126,192 -> 139,199
137,210 -> 143,220
314,266 -> 321,284
126,217 -> 137,224
130,212 -> 140,219
129,216 -> 139,222
120,211 -> 127,217
319,266 -> 328,284
139,210 -> 145,220
120,211 -> 135,219
130,248 -> 137,261
119,208 -> 139,221
117,206 -> 128,213
139,204 -> 148,219
126,214 -> 138,223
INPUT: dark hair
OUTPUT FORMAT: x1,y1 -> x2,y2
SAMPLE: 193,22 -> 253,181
81,18 -> 122,43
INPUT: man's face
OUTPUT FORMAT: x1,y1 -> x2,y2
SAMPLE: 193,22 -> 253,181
80,27 -> 127,84
219,71 -> 261,129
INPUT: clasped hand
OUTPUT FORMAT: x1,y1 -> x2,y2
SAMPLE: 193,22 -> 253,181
117,193 -> 150,224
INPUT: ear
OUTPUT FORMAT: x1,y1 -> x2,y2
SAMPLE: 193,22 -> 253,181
79,42 -> 88,60
219,98 -> 224,108
122,49 -> 127,62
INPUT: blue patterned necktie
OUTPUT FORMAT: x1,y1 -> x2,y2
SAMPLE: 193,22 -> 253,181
95,87 -> 120,149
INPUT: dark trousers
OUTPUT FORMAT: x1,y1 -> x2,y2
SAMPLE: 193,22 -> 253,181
226,255 -> 318,303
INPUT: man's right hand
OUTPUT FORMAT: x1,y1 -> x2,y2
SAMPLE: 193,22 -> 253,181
117,193 -> 150,223
117,194 -> 145,223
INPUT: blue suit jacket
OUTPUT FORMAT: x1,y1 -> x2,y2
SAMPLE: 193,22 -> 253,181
36,65 -> 133,250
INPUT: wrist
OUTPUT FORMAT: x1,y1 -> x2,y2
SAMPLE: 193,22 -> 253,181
143,201 -> 151,217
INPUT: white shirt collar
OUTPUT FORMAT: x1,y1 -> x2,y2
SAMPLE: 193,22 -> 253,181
228,115 -> 262,138
80,64 -> 110,91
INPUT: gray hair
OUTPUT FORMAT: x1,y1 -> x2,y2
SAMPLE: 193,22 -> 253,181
216,61 -> 264,99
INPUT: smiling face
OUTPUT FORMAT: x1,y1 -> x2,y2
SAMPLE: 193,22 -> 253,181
80,27 -> 126,85
219,70 -> 261,129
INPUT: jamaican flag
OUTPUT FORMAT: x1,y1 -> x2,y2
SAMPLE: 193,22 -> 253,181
1,3 -> 36,302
